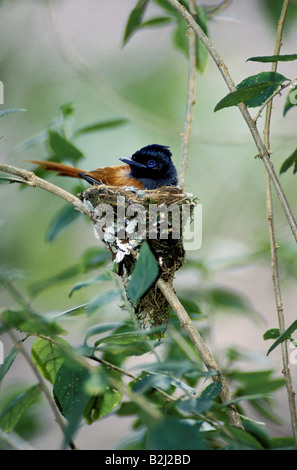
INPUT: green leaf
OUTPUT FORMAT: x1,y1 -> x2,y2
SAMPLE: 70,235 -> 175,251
94,330 -> 152,356
83,370 -> 123,423
53,304 -> 88,319
263,328 -> 280,340
0,385 -> 41,433
215,72 -> 288,111
283,85 -> 297,116
53,362 -> 90,421
132,371 -> 196,396
84,322 -> 120,345
1,310 -> 65,337
60,102 -> 75,118
0,108 -> 26,118
45,204 -> 80,243
280,147 -> 297,175
178,297 -> 202,317
152,0 -> 178,15
30,264 -> 81,297
69,271 -> 114,298
74,119 -> 128,137
31,337 -> 70,384
267,320 -> 297,356
48,130 -> 83,164
0,344 -> 19,383
205,287 -> 255,315
87,290 -> 121,315
232,369 -> 284,395
126,242 -> 159,304
146,416 -> 206,450
236,72 -> 288,107
215,83 -> 273,111
123,0 -> 149,46
178,381 -> 221,414
80,247 -> 110,272
199,381 -> 221,402
223,425 -> 264,450
140,16 -> 172,28
247,54 -> 297,63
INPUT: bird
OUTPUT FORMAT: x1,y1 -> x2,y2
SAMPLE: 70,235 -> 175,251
29,144 -> 178,190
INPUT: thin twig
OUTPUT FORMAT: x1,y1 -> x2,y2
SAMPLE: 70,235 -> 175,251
253,80 -> 292,123
6,330 -> 74,449
179,0 -> 197,190
262,0 -> 297,448
166,0 -> 297,243
156,278 -> 244,429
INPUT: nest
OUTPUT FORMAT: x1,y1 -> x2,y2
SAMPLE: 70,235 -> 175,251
79,185 -> 197,338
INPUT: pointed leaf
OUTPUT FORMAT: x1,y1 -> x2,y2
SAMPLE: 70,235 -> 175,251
215,72 -> 288,111
0,385 -> 41,433
267,320 -> 297,356
0,108 -> 26,118
0,344 -> 19,383
236,72 -> 288,107
215,82 -> 276,112
1,310 -> 65,337
46,204 -> 80,243
123,0 -> 149,46
30,264 -> 81,297
74,119 -> 128,137
31,337 -> 70,384
126,242 -> 159,304
146,416 -> 206,450
48,130 -> 83,164
139,16 -> 172,28
53,362 -> 90,421
280,148 -> 297,175
247,54 -> 297,63
69,271 -> 114,298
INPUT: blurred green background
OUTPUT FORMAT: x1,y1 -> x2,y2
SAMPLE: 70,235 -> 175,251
0,0 -> 297,449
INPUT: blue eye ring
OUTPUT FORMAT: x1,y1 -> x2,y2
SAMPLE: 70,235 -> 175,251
147,159 -> 156,168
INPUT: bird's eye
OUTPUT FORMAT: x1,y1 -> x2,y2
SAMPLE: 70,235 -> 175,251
147,159 -> 156,168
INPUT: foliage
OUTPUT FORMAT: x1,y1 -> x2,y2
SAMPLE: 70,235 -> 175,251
0,0 -> 297,451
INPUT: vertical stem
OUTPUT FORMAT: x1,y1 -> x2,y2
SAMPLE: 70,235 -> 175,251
157,278 -> 244,429
179,0 -> 197,190
263,0 -> 297,447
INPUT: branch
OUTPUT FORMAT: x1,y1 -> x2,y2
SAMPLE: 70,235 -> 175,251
166,0 -> 297,243
0,163 -> 92,217
179,0 -> 197,190
262,0 -> 297,448
157,278 -> 244,429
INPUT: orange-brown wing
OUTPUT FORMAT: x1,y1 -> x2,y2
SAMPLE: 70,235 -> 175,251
28,160 -> 144,188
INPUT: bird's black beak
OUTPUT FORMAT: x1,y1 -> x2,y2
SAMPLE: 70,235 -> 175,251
120,158 -> 146,168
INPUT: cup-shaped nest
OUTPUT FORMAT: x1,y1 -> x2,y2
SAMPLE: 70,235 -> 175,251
79,185 -> 197,337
